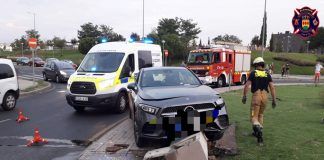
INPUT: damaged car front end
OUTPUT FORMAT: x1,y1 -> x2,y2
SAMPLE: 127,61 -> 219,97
128,67 -> 229,147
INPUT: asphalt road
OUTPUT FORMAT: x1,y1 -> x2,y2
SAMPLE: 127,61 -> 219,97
0,65 -> 128,160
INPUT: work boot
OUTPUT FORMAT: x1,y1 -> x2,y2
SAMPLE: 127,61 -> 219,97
253,125 -> 264,146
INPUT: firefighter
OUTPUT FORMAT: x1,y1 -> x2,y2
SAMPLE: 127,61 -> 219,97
242,57 -> 276,145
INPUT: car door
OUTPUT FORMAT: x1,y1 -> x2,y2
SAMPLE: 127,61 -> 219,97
0,63 -> 15,102
49,62 -> 56,79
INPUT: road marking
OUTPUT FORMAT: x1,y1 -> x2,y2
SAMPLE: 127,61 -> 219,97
57,90 -> 66,93
18,75 -> 43,80
0,119 -> 11,123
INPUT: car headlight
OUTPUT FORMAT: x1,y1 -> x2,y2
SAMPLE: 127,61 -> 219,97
98,79 -> 114,89
139,104 -> 159,115
215,97 -> 225,107
60,71 -> 67,75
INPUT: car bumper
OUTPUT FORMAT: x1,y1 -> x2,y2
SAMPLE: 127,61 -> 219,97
137,108 -> 229,142
198,76 -> 215,84
65,92 -> 118,107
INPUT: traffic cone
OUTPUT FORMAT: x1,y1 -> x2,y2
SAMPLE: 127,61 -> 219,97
26,128 -> 48,147
16,110 -> 29,123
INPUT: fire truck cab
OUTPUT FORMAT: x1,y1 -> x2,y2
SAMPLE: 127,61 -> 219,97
186,43 -> 251,87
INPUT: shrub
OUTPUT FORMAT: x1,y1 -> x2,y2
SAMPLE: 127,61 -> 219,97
317,55 -> 324,63
273,56 -> 316,66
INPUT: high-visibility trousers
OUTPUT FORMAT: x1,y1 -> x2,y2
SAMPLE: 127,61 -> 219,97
250,90 -> 268,127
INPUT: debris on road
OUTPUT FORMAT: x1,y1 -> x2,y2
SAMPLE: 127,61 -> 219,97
214,124 -> 238,156
27,128 -> 48,147
106,144 -> 129,153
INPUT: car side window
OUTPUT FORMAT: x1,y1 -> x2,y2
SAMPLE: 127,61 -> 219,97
0,64 -> 14,80
50,62 -> 55,70
214,52 -> 221,63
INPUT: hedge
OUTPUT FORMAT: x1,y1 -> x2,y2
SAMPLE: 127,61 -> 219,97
273,56 -> 316,66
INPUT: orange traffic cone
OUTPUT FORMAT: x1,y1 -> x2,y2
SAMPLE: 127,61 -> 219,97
16,110 -> 29,123
26,128 -> 48,147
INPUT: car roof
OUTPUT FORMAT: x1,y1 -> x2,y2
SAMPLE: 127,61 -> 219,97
142,66 -> 187,71
0,58 -> 13,64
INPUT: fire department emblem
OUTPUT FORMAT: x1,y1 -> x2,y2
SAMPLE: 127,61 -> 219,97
292,6 -> 319,39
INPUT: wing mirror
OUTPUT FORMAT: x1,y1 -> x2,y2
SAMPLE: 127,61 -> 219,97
127,83 -> 137,91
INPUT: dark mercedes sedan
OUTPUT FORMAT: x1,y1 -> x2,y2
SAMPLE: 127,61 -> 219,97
127,67 -> 229,147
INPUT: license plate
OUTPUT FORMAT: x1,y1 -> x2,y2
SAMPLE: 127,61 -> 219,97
75,96 -> 88,101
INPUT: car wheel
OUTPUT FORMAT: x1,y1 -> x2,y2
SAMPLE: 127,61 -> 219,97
217,76 -> 225,88
43,73 -> 48,81
56,75 -> 61,83
73,106 -> 85,113
134,120 -> 144,147
114,93 -> 127,113
2,92 -> 16,111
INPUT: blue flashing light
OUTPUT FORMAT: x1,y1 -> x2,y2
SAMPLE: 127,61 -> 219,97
91,67 -> 97,71
129,38 -> 135,43
101,38 -> 108,43
143,38 -> 153,44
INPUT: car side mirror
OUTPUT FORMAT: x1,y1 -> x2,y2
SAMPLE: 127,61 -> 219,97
127,83 -> 137,91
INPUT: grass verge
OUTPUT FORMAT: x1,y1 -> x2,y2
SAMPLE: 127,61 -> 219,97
222,85 -> 324,160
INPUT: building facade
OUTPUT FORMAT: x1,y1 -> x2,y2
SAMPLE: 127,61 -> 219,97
270,31 -> 306,53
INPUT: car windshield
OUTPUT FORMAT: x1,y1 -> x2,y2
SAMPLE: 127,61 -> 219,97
140,69 -> 201,87
78,52 -> 125,73
187,52 -> 212,64
34,58 -> 42,61
57,62 -> 74,70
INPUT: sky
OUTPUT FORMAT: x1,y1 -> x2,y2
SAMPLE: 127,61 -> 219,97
0,0 -> 323,45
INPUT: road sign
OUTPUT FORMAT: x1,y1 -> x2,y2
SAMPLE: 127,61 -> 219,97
164,50 -> 169,57
28,38 -> 37,49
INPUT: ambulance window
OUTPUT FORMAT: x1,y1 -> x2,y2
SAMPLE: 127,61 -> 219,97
120,54 -> 135,78
138,50 -> 152,69
213,52 -> 221,63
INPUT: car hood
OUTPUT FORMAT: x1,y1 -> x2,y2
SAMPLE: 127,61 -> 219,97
139,85 -> 219,102
62,69 -> 75,76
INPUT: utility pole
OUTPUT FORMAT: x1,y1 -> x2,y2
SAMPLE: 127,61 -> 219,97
142,0 -> 145,38
286,36 -> 290,53
261,0 -> 267,58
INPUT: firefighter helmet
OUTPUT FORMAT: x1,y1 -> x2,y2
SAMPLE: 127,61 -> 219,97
253,57 -> 265,64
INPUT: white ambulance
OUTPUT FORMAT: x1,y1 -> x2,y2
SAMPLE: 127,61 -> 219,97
66,42 -> 163,113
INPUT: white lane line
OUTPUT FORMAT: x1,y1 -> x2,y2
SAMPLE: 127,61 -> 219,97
57,90 -> 66,93
0,119 -> 11,123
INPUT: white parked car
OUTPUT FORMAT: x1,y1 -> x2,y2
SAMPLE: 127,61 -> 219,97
0,58 -> 19,111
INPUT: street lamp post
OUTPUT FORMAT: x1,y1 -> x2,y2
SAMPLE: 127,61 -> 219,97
142,0 -> 145,38
21,43 -> 24,57
162,40 -> 165,66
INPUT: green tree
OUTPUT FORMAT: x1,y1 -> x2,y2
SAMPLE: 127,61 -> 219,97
309,27 -> 324,51
212,34 -> 242,44
78,37 -> 96,55
269,35 -> 274,52
10,36 -> 28,51
71,38 -> 78,45
78,22 -> 101,39
130,32 -> 141,41
259,13 -> 267,48
52,37 -> 66,56
251,35 -> 260,47
26,29 -> 40,39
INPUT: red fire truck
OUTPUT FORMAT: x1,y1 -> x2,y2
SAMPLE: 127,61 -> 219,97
186,43 -> 251,87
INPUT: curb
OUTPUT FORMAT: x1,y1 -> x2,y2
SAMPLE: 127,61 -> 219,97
20,81 -> 52,97
88,116 -> 129,143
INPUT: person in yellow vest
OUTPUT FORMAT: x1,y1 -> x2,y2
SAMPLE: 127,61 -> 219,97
242,57 -> 276,146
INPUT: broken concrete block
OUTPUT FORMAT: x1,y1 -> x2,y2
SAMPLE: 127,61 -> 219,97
144,132 -> 208,160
